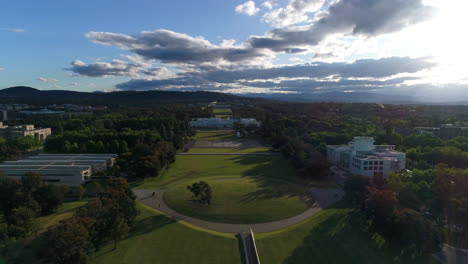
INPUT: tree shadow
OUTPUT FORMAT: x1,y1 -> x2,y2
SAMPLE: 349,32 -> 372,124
126,215 -> 175,239
278,211 -> 422,264
282,213 -> 384,264
236,233 -> 248,264
225,155 -> 315,204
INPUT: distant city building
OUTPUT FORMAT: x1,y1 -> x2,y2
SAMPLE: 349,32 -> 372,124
190,117 -> 261,129
0,122 -> 51,141
0,110 -> 7,121
19,108 -> 65,115
415,123 -> 468,140
327,137 -> 406,177
0,153 -> 118,185
0,104 -> 31,111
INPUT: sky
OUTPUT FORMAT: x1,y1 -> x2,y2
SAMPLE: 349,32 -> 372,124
1,0 -> 467,101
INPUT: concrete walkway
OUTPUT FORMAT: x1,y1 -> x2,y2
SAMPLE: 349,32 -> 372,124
133,188 -> 343,234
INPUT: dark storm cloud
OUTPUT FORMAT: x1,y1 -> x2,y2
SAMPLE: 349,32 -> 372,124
115,76 -> 212,91
66,60 -> 146,77
238,76 -> 419,90
201,57 -> 434,83
86,30 -> 268,65
116,57 -> 434,91
249,0 -> 435,51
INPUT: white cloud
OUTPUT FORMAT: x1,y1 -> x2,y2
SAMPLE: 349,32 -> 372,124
262,0 -> 324,27
37,77 -> 59,83
235,1 -> 260,16
0,28 -> 25,33
0,68 -> 5,71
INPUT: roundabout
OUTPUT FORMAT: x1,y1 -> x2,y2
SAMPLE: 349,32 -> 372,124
163,177 -> 311,224
134,178 -> 343,233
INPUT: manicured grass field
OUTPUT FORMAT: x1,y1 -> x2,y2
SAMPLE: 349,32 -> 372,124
214,114 -> 232,119
187,147 -> 272,153
133,154 -> 298,189
36,201 -> 87,232
194,130 -> 236,140
254,204 -> 424,264
164,177 -> 310,224
213,108 -> 232,114
92,202 -> 241,264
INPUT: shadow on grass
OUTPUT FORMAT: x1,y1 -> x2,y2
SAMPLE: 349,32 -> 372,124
236,234 -> 248,264
225,155 -> 317,205
281,212 -> 388,264
126,215 -> 175,239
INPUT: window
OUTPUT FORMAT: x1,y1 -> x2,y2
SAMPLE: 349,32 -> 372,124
364,166 -> 367,170
380,166 -> 383,170
364,161 -> 368,165
379,161 -> 383,165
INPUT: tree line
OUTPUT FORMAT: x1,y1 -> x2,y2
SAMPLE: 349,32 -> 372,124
42,178 -> 137,264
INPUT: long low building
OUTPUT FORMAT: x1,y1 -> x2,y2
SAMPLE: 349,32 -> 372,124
0,153 -> 117,185
190,118 -> 261,129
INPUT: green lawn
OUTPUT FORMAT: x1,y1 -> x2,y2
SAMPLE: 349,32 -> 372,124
194,130 -> 236,140
213,108 -> 232,114
187,147 -> 272,153
164,177 -> 310,224
92,202 -> 241,264
133,154 -> 299,189
36,201 -> 87,232
255,204 -> 427,264
214,114 -> 232,119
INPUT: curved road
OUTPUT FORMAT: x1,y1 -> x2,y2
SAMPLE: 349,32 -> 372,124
134,187 -> 343,234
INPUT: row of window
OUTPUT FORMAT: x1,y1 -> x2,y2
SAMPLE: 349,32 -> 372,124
364,166 -> 383,171
351,158 -> 384,166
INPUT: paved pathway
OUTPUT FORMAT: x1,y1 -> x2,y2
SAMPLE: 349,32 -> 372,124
133,188 -> 343,234
177,152 -> 280,156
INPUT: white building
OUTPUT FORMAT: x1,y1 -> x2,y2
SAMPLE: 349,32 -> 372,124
190,118 -> 261,129
0,154 -> 117,185
327,137 -> 405,177
0,123 -> 52,141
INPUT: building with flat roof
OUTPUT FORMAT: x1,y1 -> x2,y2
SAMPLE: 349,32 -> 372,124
0,153 -> 117,185
327,137 -> 405,177
0,123 -> 51,141
190,117 -> 261,129
415,123 -> 468,140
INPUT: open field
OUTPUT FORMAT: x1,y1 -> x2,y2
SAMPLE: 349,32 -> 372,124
133,154 -> 299,189
187,147 -> 271,153
164,177 -> 310,224
193,140 -> 266,148
213,108 -> 232,115
214,114 -> 232,119
194,130 -> 237,140
92,202 -> 241,264
254,203 -> 426,264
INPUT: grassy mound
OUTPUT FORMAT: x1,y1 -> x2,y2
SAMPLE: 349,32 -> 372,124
164,177 -> 310,224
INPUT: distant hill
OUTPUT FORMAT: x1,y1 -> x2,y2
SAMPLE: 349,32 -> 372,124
0,86 -> 258,107
247,91 -> 418,104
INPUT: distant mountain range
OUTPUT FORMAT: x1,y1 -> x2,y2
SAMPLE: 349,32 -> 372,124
1,86 -> 468,105
247,91 -> 418,104
0,86 -> 252,106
